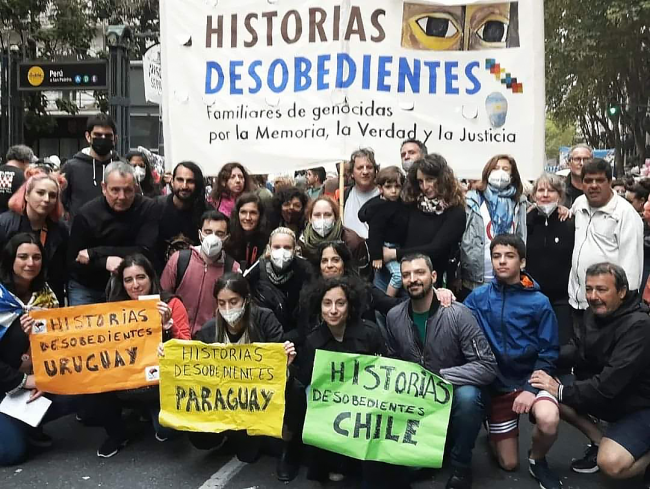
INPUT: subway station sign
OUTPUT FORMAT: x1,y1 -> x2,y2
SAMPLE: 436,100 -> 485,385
18,60 -> 108,91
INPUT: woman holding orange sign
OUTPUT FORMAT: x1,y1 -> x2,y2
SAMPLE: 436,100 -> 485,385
92,253 -> 192,458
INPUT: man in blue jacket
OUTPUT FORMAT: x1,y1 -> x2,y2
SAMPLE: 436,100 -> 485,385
464,234 -> 561,489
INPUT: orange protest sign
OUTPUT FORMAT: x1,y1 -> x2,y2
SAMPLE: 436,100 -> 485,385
29,299 -> 162,395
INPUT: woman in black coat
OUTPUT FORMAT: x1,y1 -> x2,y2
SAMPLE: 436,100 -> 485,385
245,227 -> 313,341
185,272 -> 295,464
526,172 -> 575,346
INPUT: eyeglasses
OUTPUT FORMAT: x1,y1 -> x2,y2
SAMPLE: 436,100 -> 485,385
571,157 -> 592,163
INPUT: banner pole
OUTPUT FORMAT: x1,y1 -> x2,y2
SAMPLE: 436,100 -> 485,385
339,160 -> 345,216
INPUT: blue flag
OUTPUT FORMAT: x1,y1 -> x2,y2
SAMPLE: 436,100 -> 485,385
0,283 -> 24,341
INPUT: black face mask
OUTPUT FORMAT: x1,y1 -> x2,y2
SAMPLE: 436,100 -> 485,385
92,137 -> 114,157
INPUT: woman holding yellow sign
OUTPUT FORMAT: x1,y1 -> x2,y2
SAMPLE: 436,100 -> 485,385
160,272 -> 296,465
0,232 -> 74,466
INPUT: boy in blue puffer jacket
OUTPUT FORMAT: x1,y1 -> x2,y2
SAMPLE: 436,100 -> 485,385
464,234 -> 561,489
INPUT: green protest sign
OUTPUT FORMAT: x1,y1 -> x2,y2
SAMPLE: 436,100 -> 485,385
302,351 -> 453,468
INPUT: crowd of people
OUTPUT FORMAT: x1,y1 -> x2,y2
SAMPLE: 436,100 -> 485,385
1,113 -> 650,489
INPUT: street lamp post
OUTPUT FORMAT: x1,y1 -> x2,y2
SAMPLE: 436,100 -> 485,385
106,25 -> 131,156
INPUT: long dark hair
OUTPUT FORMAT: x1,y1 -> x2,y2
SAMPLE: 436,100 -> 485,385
0,232 -> 47,294
404,154 -> 465,207
173,161 -> 207,229
210,162 -> 253,202
213,272 -> 254,341
108,253 -> 172,303
126,150 -> 160,197
269,186 -> 308,230
224,192 -> 268,260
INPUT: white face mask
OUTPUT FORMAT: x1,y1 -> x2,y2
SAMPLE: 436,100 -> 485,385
200,232 -> 223,259
402,160 -> 414,173
488,169 -> 511,190
220,305 -> 245,326
270,248 -> 294,271
133,166 -> 146,183
537,201 -> 558,217
312,218 -> 335,237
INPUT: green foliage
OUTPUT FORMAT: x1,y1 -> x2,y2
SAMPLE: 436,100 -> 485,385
545,118 -> 577,160
545,0 -> 650,174
1,0 -> 159,136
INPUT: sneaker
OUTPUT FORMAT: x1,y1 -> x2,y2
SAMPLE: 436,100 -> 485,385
97,436 -> 128,458
529,457 -> 562,489
154,432 -> 168,442
328,472 -> 345,482
446,467 -> 473,489
570,444 -> 599,473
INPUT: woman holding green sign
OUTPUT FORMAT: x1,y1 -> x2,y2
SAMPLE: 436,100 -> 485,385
294,276 -> 402,487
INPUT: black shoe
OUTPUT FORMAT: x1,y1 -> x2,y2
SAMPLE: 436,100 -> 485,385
446,467 -> 472,489
97,436 -> 129,458
27,429 -> 53,448
570,443 -> 599,474
276,442 -> 300,482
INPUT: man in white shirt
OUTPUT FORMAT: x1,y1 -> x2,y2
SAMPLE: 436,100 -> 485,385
569,158 -> 644,315
342,148 -> 380,239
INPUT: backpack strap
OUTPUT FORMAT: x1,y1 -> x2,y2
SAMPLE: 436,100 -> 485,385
224,253 -> 236,273
174,249 -> 192,291
344,185 -> 352,203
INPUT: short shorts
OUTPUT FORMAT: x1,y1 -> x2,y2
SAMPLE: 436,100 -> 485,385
604,409 -> 650,460
487,390 -> 558,441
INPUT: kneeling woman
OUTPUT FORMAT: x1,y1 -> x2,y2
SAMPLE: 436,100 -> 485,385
104,253 -> 192,451
297,276 -> 398,486
0,233 -> 73,466
182,272 -> 295,463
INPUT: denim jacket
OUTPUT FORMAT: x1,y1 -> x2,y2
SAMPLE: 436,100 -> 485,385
460,189 -> 528,289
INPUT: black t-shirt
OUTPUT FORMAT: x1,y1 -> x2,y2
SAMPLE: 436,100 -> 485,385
155,195 -> 201,271
0,165 -> 25,212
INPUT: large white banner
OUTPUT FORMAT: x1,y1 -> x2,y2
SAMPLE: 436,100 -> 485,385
160,0 -> 545,178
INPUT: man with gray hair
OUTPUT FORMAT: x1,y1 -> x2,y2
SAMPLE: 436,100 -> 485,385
531,262 -> 650,485
0,144 -> 37,212
67,161 -> 158,305
563,143 -> 593,207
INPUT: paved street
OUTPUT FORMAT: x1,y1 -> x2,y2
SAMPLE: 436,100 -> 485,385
0,414 -> 638,489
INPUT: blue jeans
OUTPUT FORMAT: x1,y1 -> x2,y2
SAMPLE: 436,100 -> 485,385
0,394 -> 77,466
68,279 -> 105,306
448,385 -> 486,469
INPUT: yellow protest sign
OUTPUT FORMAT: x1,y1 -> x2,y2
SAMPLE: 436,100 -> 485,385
159,340 -> 287,438
29,300 -> 162,394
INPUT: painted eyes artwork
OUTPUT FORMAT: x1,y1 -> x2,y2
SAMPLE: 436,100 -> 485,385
401,2 -> 520,51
